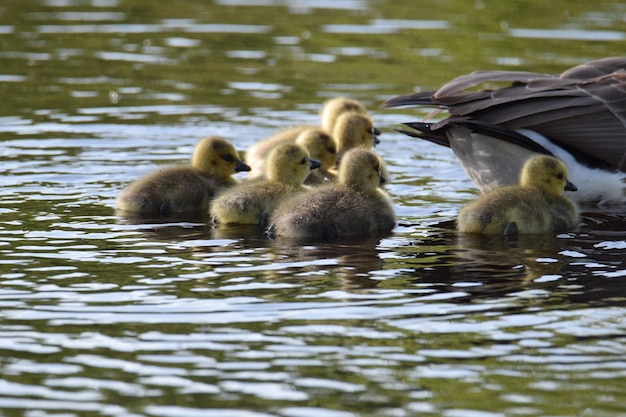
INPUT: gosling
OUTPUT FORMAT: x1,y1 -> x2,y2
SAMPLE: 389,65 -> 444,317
457,154 -> 580,235
297,128 -> 338,185
332,112 -> 379,157
268,148 -> 395,240
245,97 -> 373,177
116,136 -> 250,216
320,96 -> 368,132
210,143 -> 321,225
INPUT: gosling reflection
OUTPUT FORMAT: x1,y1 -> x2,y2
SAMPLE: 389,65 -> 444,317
115,211 -> 212,241
395,221 -> 578,295
268,235 -> 387,290
187,230 -> 388,291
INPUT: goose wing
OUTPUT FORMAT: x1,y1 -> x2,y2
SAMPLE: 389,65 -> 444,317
383,57 -> 626,171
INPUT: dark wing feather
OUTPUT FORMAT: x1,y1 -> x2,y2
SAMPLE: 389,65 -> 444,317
398,122 -> 450,147
405,119 -> 554,155
432,70 -> 551,101
383,57 -> 626,171
560,56 -> 626,79
381,91 -> 438,108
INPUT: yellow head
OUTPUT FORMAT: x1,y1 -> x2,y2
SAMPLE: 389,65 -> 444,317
320,97 -> 368,132
295,128 -> 337,172
266,144 -> 321,186
332,113 -> 378,155
337,148 -> 386,194
191,136 -> 250,178
520,155 -> 577,195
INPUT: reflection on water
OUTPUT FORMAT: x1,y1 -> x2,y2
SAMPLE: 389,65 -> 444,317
1,0 -> 626,416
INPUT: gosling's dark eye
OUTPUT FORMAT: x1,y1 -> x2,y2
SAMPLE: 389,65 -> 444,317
222,154 -> 234,163
300,158 -> 307,165
556,172 -> 564,180
328,147 -> 336,155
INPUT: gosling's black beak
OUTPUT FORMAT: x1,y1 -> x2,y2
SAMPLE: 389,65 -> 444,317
310,158 -> 321,170
565,179 -> 577,192
379,174 -> 386,186
235,160 -> 251,172
373,127 -> 381,145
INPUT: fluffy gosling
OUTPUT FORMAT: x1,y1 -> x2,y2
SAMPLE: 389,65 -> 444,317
457,154 -> 580,235
245,97 -> 373,178
210,143 -> 321,225
268,148 -> 395,240
116,136 -> 249,216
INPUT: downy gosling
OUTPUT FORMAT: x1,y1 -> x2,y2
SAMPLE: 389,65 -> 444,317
268,148 -> 395,240
116,136 -> 250,216
245,97 -> 376,178
456,154 -> 580,235
210,143 -> 321,226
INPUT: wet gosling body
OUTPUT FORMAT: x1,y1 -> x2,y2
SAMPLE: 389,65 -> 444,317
116,136 -> 250,216
457,155 -> 580,234
211,144 -> 321,225
268,148 -> 395,240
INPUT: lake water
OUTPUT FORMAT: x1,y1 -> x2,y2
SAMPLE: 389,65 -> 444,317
1,1 -> 626,416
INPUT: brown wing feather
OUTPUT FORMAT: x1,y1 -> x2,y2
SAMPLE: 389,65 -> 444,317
433,70 -> 551,101
384,57 -> 626,170
560,56 -> 626,79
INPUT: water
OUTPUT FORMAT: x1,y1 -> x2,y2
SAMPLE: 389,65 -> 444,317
1,1 -> 626,416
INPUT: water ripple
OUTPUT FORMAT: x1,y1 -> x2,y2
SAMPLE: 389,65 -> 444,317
2,2 -> 626,416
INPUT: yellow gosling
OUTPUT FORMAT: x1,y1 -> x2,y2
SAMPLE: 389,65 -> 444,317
320,96 -> 368,132
245,97 -> 373,178
244,126 -> 308,177
242,128 -> 336,183
210,144 -> 321,225
116,136 -> 250,216
457,154 -> 580,235
268,148 -> 395,240
295,129 -> 337,185
333,112 -> 380,157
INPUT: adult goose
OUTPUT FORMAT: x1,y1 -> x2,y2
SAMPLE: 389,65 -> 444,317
382,56 -> 626,207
